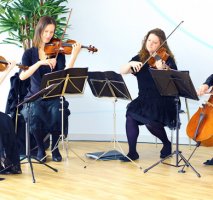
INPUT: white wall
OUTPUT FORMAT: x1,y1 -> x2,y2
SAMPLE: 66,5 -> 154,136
0,0 -> 212,144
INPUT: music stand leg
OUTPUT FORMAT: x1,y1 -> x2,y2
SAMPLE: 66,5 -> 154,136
84,99 -> 142,170
144,98 -> 200,177
178,151 -> 201,177
144,150 -> 201,177
115,140 -> 143,169
59,96 -> 67,158
51,133 -> 87,164
20,103 -> 58,183
51,97 -> 86,163
178,144 -> 201,177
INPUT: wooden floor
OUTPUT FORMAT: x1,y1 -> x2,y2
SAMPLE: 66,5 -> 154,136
0,141 -> 213,200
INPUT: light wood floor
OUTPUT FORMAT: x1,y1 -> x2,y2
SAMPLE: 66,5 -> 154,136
0,141 -> 212,200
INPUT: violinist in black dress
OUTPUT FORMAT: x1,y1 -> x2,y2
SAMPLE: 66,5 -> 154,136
0,61 -> 21,175
120,28 -> 178,161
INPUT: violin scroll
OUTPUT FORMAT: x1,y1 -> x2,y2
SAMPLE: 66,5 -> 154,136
84,45 -> 98,53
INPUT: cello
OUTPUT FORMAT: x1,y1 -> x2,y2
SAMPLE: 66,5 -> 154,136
186,93 -> 213,147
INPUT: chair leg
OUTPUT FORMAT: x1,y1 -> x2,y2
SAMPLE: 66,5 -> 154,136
170,129 -> 174,153
184,98 -> 191,150
155,137 -> 158,148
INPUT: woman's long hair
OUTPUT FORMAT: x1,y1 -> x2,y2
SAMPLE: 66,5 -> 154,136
138,28 -> 175,63
33,16 -> 56,48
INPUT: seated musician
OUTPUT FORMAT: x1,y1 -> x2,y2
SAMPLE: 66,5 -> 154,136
197,74 -> 213,165
19,16 -> 82,162
119,28 -> 177,161
0,61 -> 22,174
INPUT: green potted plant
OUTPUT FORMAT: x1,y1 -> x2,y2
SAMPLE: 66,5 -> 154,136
0,0 -> 70,50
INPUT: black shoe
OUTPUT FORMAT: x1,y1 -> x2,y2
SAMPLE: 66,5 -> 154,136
119,152 -> 139,162
10,165 -> 22,174
36,151 -> 46,163
52,155 -> 62,162
0,165 -> 22,175
0,157 -> 11,169
0,158 -> 22,174
160,143 -> 172,158
52,149 -> 62,162
203,158 -> 213,165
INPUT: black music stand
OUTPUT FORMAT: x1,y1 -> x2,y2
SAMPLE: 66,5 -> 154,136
40,68 -> 88,162
85,71 -> 142,169
18,84 -> 59,183
144,69 -> 201,177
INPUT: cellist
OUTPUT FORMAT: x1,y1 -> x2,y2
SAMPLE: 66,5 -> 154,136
197,74 -> 213,165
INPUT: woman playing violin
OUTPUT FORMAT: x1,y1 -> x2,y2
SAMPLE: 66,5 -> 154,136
19,16 -> 82,162
197,74 -> 213,165
120,28 -> 178,161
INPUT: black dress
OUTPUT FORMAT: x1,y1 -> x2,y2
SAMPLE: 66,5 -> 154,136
126,55 -> 178,129
0,112 -> 21,174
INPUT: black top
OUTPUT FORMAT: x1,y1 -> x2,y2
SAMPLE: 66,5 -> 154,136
126,55 -> 178,129
204,74 -> 213,87
21,47 -> 66,98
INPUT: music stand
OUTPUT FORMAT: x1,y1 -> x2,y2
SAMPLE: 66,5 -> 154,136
18,84 -> 59,183
144,69 -> 201,177
85,71 -> 142,169
40,68 -> 88,162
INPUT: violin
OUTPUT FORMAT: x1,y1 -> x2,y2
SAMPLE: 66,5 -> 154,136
186,94 -> 213,147
0,56 -> 28,71
44,38 -> 98,56
148,47 -> 170,70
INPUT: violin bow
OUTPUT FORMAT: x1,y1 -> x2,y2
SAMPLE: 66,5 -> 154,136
55,8 -> 73,59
